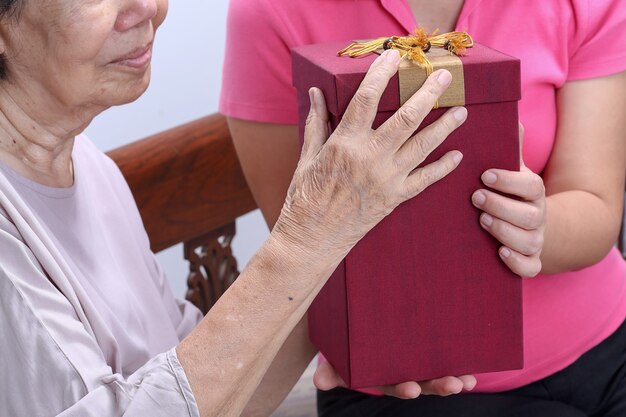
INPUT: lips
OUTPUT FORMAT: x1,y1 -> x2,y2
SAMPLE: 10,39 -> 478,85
111,43 -> 153,68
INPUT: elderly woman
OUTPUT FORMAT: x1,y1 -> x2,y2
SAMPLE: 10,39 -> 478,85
0,1 -> 478,416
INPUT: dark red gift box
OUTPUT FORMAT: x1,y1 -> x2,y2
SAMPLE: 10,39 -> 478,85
292,41 -> 524,388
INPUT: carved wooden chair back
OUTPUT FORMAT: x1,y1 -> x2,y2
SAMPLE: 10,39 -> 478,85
108,114 -> 257,314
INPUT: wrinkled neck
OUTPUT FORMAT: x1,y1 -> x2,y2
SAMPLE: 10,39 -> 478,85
0,83 -> 87,188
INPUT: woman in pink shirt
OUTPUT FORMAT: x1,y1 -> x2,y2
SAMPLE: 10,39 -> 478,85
221,0 -> 626,416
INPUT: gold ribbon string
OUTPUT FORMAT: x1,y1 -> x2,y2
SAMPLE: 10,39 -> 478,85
338,28 -> 474,76
338,28 -> 473,109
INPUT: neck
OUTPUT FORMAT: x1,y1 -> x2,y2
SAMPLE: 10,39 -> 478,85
407,0 -> 464,33
0,83 -> 97,188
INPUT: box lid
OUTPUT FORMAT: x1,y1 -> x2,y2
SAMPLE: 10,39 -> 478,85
292,41 -> 521,116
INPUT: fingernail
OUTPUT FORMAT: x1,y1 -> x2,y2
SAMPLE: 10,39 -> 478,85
472,191 -> 486,206
453,107 -> 467,122
384,49 -> 401,64
481,213 -> 493,227
482,171 -> 497,185
437,70 -> 452,86
308,88 -> 316,106
466,379 -> 477,391
500,248 -> 512,258
452,152 -> 463,164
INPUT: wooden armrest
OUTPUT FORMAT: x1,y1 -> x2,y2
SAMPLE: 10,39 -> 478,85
108,114 -> 257,313
107,114 -> 257,253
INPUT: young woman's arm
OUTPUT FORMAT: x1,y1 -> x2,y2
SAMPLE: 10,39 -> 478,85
541,71 -> 626,272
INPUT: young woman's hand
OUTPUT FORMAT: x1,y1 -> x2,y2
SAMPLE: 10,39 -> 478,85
314,360 -> 477,399
273,49 -> 467,260
472,124 -> 547,277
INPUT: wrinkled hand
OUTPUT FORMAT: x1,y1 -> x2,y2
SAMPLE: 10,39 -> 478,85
274,49 -> 467,257
314,360 -> 476,399
472,124 -> 546,277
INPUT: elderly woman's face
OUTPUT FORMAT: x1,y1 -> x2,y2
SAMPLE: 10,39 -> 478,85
0,0 -> 168,108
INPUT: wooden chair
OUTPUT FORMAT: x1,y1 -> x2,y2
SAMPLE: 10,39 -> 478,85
107,114 -> 257,314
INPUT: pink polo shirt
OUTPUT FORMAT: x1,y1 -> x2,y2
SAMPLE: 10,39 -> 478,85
220,0 -> 626,392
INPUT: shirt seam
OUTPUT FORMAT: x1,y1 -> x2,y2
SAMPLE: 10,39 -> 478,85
567,54 -> 626,80
221,97 -> 296,114
259,0 -> 297,47
220,99 -> 297,125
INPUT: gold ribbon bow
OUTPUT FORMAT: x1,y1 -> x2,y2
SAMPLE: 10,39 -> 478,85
338,28 -> 474,76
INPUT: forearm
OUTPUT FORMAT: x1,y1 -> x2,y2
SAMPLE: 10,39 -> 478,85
176,234 -> 339,417
228,119 -> 317,415
541,190 -> 624,274
240,317 -> 317,417
241,200 -> 318,417
539,72 -> 626,275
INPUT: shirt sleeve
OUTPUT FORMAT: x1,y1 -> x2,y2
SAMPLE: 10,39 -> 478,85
219,0 -> 299,124
0,230 -> 200,417
567,0 -> 626,80
59,350 -> 199,417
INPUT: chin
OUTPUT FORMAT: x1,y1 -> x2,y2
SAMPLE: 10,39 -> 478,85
112,68 -> 152,105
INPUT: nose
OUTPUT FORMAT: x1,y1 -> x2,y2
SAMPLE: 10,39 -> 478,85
115,0 -> 158,32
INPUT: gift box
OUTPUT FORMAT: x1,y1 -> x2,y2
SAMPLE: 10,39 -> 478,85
292,39 -> 523,388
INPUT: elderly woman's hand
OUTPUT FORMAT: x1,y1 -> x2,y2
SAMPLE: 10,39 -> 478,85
472,124 -> 547,277
273,49 -> 467,259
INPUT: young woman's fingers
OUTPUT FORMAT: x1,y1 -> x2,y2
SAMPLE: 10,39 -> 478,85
518,121 -> 526,168
479,213 -> 544,256
498,246 -> 542,278
313,360 -> 346,391
480,169 -> 545,202
418,376 -> 465,396
472,189 -> 544,231
458,375 -> 478,391
376,382 -> 422,399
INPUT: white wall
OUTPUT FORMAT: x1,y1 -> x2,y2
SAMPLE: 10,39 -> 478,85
85,0 -> 269,298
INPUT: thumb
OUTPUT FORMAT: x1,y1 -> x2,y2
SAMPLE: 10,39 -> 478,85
301,87 -> 330,163
518,121 -> 529,171
313,360 -> 346,391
